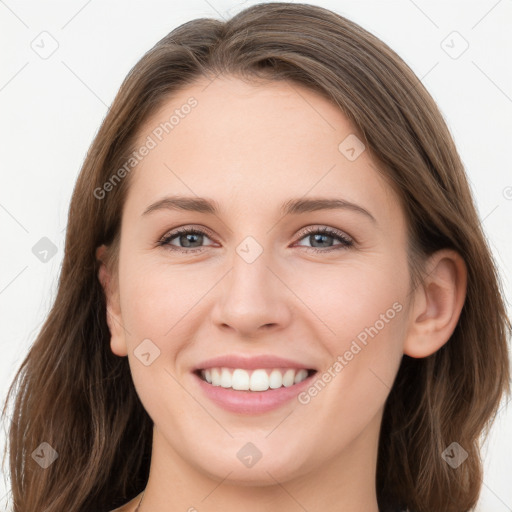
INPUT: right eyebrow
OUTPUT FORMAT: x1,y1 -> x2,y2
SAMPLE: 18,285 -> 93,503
142,196 -> 220,216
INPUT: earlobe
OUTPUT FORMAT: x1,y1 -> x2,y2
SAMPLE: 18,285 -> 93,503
404,249 -> 467,358
96,245 -> 128,357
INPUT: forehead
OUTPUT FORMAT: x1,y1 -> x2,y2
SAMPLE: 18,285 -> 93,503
127,75 -> 400,224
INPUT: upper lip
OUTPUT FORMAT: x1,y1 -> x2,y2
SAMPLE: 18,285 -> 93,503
194,354 -> 316,371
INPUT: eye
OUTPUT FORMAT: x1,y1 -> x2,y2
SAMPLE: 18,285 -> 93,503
158,226 -> 216,253
294,226 -> 353,253
157,225 -> 354,254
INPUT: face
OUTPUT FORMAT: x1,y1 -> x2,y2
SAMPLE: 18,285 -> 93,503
105,75 -> 413,487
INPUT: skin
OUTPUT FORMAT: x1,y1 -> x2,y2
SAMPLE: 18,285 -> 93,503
98,75 -> 467,512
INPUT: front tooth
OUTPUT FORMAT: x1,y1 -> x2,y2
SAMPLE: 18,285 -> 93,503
211,368 -> 221,386
250,369 -> 270,391
232,369 -> 250,390
269,369 -> 283,389
220,368 -> 232,388
282,369 -> 295,387
294,369 -> 308,384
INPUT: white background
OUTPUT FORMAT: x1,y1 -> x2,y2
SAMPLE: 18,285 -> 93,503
1,0 -> 511,510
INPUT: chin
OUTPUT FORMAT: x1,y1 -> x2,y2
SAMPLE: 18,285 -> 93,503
191,448 -> 310,486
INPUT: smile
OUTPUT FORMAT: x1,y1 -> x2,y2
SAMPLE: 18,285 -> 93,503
197,367 -> 315,392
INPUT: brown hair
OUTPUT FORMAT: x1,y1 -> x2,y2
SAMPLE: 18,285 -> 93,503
2,3 -> 510,511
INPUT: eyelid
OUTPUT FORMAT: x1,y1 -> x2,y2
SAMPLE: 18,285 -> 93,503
158,224 -> 217,244
295,225 -> 353,243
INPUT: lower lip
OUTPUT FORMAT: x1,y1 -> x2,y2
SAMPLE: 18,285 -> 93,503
193,372 -> 316,414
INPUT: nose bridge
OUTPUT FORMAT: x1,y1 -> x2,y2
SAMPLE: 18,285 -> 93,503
211,236 -> 291,334
227,240 -> 276,309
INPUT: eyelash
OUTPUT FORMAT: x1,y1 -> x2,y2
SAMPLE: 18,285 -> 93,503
157,225 -> 354,254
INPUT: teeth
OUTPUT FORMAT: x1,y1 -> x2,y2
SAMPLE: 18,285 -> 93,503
211,368 -> 221,385
294,369 -> 308,384
269,369 -> 282,389
201,367 -> 310,391
220,368 -> 232,388
250,369 -> 268,391
283,369 -> 295,387
232,369 -> 250,390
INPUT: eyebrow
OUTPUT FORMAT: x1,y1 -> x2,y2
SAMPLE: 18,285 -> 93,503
142,195 -> 376,223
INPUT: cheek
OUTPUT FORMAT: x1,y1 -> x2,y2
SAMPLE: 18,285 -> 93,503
118,255 -> 219,347
117,259 -> 200,415
295,257 -> 408,372
292,262 -> 407,434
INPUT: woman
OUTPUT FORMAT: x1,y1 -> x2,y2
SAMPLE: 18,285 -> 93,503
2,3 -> 510,512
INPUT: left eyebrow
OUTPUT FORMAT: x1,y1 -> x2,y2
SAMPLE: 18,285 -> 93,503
142,195 -> 376,224
280,197 -> 376,224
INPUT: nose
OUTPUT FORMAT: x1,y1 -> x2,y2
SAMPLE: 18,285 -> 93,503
210,247 -> 293,338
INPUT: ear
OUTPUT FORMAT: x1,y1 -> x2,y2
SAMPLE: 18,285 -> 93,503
404,249 -> 467,358
96,245 -> 128,357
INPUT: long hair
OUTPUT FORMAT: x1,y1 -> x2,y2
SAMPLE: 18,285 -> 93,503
2,3 -> 510,511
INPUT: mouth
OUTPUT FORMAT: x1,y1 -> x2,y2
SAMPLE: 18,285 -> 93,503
192,363 -> 318,414
194,367 -> 317,392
